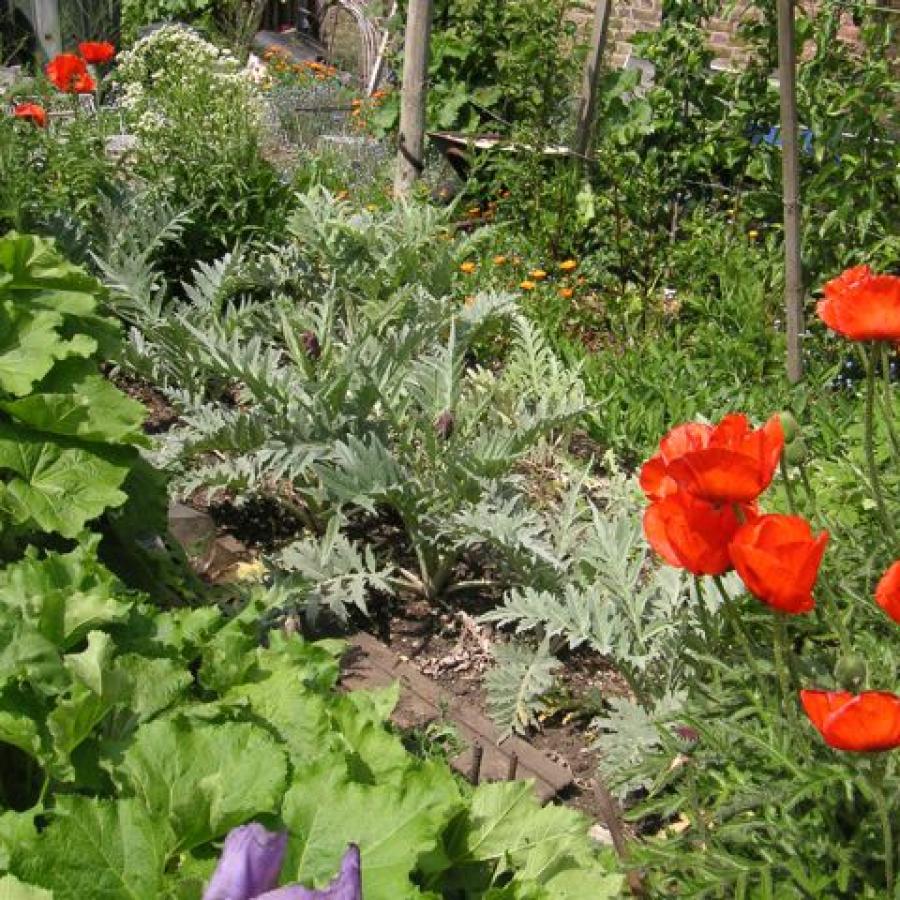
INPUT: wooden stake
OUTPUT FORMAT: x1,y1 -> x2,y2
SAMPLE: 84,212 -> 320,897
394,0 -> 434,197
777,0 -> 804,383
573,0 -> 613,161
31,0 -> 62,58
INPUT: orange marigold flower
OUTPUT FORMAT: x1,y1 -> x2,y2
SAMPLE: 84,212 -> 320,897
493,255 -> 507,266
519,280 -> 536,291
529,269 -> 547,281
459,261 -> 477,274
559,259 -> 577,272
558,287 -> 574,299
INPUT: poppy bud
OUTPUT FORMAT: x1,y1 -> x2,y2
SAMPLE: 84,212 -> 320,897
834,653 -> 867,690
783,437 -> 808,466
778,411 -> 800,443
434,410 -> 455,440
300,330 -> 321,361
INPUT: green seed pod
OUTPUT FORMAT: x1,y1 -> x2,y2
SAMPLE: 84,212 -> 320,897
783,437 -> 808,466
779,411 -> 800,443
835,653 -> 867,690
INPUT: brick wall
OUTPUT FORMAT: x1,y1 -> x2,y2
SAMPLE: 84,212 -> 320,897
572,0 -> 899,71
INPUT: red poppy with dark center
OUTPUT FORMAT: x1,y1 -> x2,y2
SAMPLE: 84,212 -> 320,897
817,264 -> 900,343
46,54 -> 95,93
660,413 -> 784,505
729,514 -> 828,614
644,491 -> 751,576
875,560 -> 900,625
640,422 -> 713,501
800,690 -> 900,752
78,41 -> 116,65
12,103 -> 47,127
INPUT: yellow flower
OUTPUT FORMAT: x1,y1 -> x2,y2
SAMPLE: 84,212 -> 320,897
529,269 -> 547,281
234,559 -> 267,582
748,229 -> 759,240
559,259 -> 578,272
460,261 -> 477,274
336,189 -> 350,201
467,206 -> 482,218
519,280 -> 537,291
558,287 -> 574,299
493,255 -> 507,266
366,203 -> 378,212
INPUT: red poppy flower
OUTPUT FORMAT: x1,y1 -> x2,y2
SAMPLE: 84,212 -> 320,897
640,422 -> 714,501
78,41 -> 116,65
817,265 -> 900,343
729,514 -> 828,614
662,413 -> 784,505
45,54 -> 95,93
875,560 -> 900,625
12,103 -> 47,127
800,690 -> 900,752
644,491 -> 751,576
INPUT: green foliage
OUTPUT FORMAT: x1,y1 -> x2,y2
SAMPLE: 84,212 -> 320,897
0,538 -> 622,898
0,233 -> 155,550
114,25 -> 292,275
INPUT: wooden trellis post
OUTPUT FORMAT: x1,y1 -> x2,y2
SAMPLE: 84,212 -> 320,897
574,0 -> 613,161
777,0 -> 804,383
394,0 -> 434,197
21,0 -> 61,58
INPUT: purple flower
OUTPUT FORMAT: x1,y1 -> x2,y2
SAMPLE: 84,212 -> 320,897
203,824 -> 362,900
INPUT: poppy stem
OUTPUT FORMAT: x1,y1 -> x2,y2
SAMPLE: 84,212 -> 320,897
779,452 -> 798,514
878,342 -> 900,463
868,767 -> 895,896
772,615 -> 797,729
863,344 -> 898,551
713,576 -> 766,697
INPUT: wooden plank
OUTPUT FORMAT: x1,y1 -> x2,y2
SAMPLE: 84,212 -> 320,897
342,632 -> 574,802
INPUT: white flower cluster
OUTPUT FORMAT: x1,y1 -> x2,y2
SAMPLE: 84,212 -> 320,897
115,25 -> 261,157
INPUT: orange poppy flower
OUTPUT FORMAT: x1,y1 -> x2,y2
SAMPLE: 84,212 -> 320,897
729,514 -> 828,614
558,287 -> 574,299
519,280 -> 536,291
664,413 -> 784,504
800,690 -> 900,752
78,41 -> 116,65
12,103 -> 47,127
640,422 -> 715,502
46,53 -> 94,93
559,259 -> 577,272
459,261 -> 477,274
644,491 -> 749,576
817,265 -> 900,342
875,560 -> 900,624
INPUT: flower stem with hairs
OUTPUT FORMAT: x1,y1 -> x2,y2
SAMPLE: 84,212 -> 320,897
863,344 -> 898,550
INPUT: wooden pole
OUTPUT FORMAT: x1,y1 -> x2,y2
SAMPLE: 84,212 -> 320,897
394,0 -> 433,198
31,0 -> 62,58
573,0 -> 613,161
777,0 -> 804,383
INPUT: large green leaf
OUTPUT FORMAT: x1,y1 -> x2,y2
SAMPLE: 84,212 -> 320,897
0,302 -> 93,398
281,761 -> 461,900
438,781 -> 622,898
1,359 -> 146,445
0,423 -> 132,538
113,718 -> 288,851
21,796 -> 174,899
0,875 -> 52,899
0,810 -> 39,872
0,542 -> 131,649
